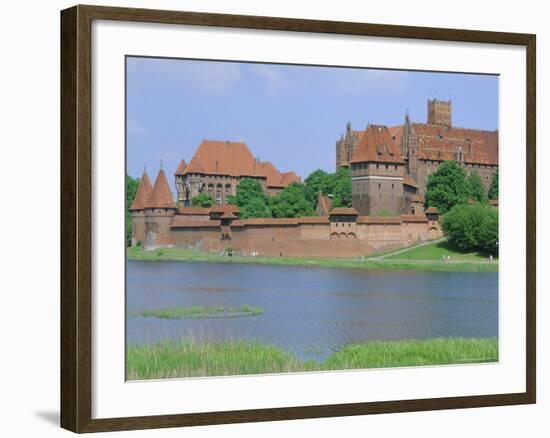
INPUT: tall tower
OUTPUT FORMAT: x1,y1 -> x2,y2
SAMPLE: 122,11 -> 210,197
403,112 -> 419,181
143,167 -> 177,250
129,169 -> 153,246
427,99 -> 452,128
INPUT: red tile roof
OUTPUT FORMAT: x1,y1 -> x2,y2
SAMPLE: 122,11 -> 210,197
425,206 -> 439,214
403,174 -> 418,188
130,171 -> 153,210
258,161 -> 285,188
221,211 -> 238,219
390,124 -> 498,165
177,207 -> 211,215
146,169 -> 176,209
174,159 -> 187,175
489,199 -> 499,206
180,140 -> 300,189
182,140 -> 264,178
317,194 -> 333,216
350,125 -> 406,164
281,171 -> 300,185
210,204 -> 239,214
411,194 -> 425,203
330,207 -> 359,216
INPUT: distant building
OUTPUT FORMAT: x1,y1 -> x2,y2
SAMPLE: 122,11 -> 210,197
337,99 -> 498,216
174,140 -> 300,206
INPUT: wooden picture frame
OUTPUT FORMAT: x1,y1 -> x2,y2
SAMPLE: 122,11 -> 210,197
60,4 -> 536,433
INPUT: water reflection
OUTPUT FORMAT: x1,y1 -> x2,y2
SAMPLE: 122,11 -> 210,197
127,261 -> 498,361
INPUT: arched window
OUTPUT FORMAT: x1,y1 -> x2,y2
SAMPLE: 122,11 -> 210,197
216,184 -> 223,204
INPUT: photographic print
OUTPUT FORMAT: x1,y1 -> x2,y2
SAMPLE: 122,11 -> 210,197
125,57 -> 499,381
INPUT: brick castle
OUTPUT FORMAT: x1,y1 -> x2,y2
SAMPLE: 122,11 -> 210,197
338,99 -> 498,215
130,99 -> 498,257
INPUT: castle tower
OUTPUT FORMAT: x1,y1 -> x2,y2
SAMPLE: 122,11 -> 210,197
427,99 -> 452,128
129,169 -> 153,247
174,159 -> 187,206
403,112 -> 419,181
143,167 -> 177,251
336,122 -> 363,169
350,125 -> 406,216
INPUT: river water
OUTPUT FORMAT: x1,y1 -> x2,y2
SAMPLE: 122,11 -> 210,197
127,260 -> 498,361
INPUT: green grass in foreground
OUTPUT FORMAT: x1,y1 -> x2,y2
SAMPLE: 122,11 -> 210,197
127,338 -> 498,380
127,245 -> 497,272
384,239 -> 496,262
131,305 -> 264,319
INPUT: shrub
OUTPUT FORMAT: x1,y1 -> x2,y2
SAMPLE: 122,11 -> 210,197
191,193 -> 215,208
442,204 -> 498,255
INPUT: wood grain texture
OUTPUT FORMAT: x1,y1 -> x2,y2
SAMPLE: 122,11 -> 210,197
60,4 -> 536,433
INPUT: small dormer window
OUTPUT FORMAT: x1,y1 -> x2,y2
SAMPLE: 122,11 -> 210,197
438,134 -> 443,139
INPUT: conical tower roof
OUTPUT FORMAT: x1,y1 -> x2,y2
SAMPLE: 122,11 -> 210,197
146,168 -> 176,209
130,171 -> 153,211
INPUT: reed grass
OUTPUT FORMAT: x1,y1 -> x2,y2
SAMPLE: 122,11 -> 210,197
127,337 -> 498,380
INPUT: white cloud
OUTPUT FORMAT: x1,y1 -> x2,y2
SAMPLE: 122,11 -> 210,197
250,65 -> 291,95
129,58 -> 242,95
331,69 -> 409,95
127,119 -> 146,135
248,63 -> 409,97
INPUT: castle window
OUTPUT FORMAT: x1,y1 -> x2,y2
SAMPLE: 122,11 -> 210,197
376,164 -> 379,169
391,184 -> 394,189
394,165 -> 398,170
385,164 -> 389,169
378,183 -> 381,189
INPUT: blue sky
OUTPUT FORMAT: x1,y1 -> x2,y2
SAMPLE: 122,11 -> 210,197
126,57 -> 498,180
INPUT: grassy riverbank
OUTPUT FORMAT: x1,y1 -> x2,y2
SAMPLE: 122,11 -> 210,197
127,241 -> 497,272
131,305 -> 264,319
127,338 -> 498,380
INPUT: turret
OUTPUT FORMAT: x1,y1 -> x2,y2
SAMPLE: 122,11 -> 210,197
129,169 -> 153,247
143,166 -> 177,250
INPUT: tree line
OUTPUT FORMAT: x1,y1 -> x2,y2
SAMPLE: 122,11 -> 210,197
425,161 -> 499,256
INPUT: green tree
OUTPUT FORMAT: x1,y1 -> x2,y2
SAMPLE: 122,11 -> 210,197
442,203 -> 498,255
488,169 -> 499,200
466,171 -> 488,203
304,169 -> 331,208
331,167 -> 352,208
191,193 -> 215,208
303,167 -> 352,209
235,178 -> 271,218
270,183 -> 314,218
126,174 -> 140,247
425,161 -> 469,213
